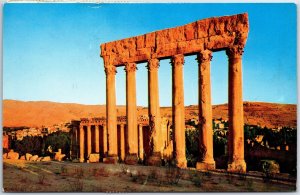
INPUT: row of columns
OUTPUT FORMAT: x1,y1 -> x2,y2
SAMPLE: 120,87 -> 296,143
79,124 -> 144,162
104,46 -> 246,171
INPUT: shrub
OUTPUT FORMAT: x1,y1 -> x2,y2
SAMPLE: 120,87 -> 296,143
261,160 -> 280,182
165,167 -> 183,185
192,173 -> 202,187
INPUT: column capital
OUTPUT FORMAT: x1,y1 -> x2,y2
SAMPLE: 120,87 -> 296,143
171,54 -> 185,67
147,58 -> 160,71
105,65 -> 117,75
124,62 -> 137,73
226,45 -> 244,59
197,50 -> 212,64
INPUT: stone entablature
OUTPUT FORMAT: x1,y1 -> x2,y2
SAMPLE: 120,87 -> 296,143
101,13 -> 248,67
79,116 -> 149,126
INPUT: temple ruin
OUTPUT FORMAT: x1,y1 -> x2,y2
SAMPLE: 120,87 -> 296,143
72,13 -> 249,172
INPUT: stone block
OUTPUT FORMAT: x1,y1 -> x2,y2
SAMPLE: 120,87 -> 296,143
88,153 -> 100,163
136,35 -> 145,49
184,22 -> 197,40
30,155 -> 39,161
103,156 -> 118,164
41,156 -> 51,162
7,150 -> 19,160
147,154 -> 162,167
124,154 -> 138,165
197,19 -> 209,38
20,155 -> 26,160
26,153 -> 32,161
3,153 -> 7,159
227,160 -> 246,173
145,32 -> 155,48
172,26 -> 185,42
196,161 -> 216,170
54,154 -> 66,161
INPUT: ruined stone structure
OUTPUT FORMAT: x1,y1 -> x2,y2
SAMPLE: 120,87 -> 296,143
70,116 -> 171,164
100,13 -> 249,172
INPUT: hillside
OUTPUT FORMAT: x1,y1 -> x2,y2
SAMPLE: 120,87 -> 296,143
2,100 -> 297,128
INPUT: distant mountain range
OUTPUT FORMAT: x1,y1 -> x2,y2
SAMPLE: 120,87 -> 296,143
3,100 -> 297,128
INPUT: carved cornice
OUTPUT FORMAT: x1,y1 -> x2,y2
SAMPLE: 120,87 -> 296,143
146,58 -> 160,71
104,66 -> 117,75
226,45 -> 244,59
124,62 -> 137,73
197,50 -> 212,64
171,54 -> 185,67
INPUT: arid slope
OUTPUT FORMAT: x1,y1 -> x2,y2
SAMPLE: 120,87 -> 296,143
3,100 -> 296,128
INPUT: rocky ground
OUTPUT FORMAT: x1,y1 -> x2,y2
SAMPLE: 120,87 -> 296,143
3,159 -> 296,192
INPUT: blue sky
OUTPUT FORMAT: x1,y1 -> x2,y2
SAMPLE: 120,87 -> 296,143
3,3 -> 297,106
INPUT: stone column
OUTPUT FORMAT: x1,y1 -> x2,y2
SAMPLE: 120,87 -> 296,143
171,54 -> 187,168
196,50 -> 215,170
124,62 -> 138,165
226,46 -> 246,172
120,124 -> 125,161
103,124 -> 108,156
95,125 -> 100,153
79,125 -> 84,162
87,125 -> 92,156
146,58 -> 162,166
104,66 -> 118,163
138,124 -> 144,160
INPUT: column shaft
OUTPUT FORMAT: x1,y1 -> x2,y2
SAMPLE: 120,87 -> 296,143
171,54 -> 187,168
103,125 -> 108,155
120,124 -> 125,161
95,125 -> 100,153
138,124 -> 144,160
146,59 -> 162,166
196,50 -> 215,170
79,125 -> 84,162
105,66 -> 118,159
125,62 -> 138,164
87,125 -> 92,156
227,46 -> 246,172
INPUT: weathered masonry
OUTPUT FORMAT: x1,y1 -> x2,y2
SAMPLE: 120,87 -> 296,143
70,116 -> 172,163
100,13 -> 249,171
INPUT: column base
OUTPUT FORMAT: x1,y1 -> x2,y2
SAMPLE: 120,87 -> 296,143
124,154 -> 138,165
227,160 -> 246,173
103,156 -> 119,164
147,152 -> 162,167
79,158 -> 85,163
176,157 -> 187,169
196,160 -> 215,170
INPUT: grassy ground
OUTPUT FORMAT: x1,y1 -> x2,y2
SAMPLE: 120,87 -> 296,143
3,159 -> 296,192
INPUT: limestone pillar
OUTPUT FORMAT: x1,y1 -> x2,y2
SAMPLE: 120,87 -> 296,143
196,50 -> 215,170
120,124 -> 125,161
87,125 -> 92,156
95,125 -> 100,153
79,125 -> 84,162
171,54 -> 187,168
226,46 -> 246,172
103,124 -> 108,155
104,66 -> 118,163
124,62 -> 138,165
146,58 -> 162,166
138,124 -> 144,160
